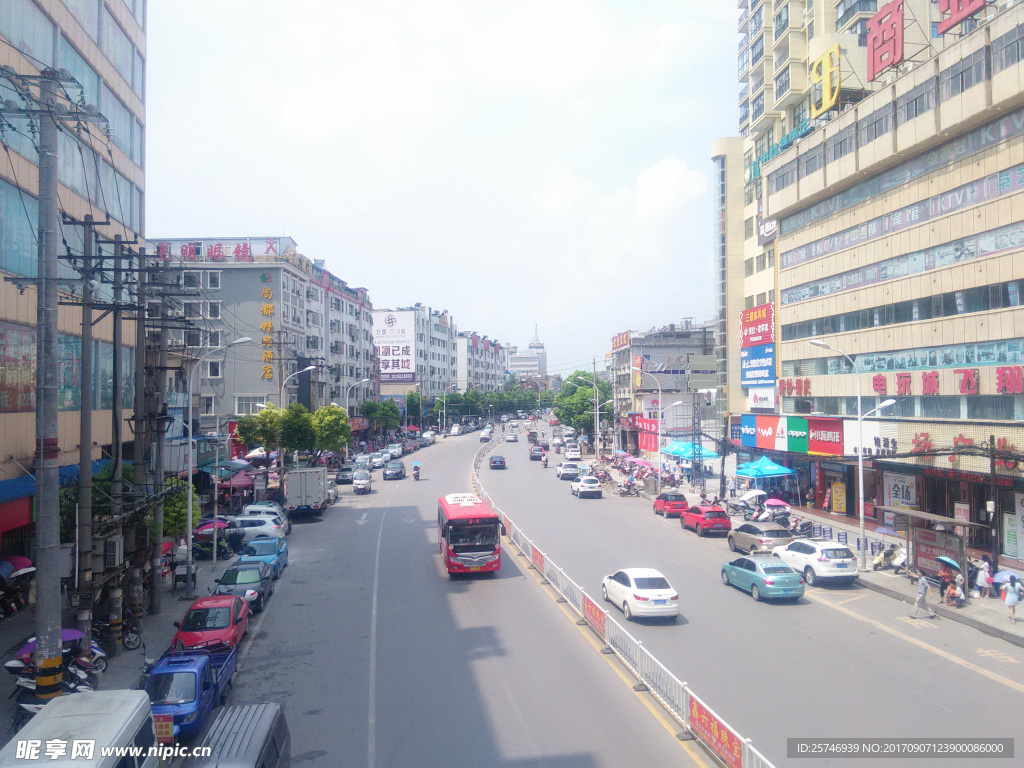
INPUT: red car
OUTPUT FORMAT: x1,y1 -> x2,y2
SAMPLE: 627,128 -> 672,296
549,419 -> 559,426
653,491 -> 690,518
681,505 -> 732,537
171,595 -> 249,650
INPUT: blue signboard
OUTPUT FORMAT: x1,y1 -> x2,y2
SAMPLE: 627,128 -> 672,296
740,344 -> 776,387
740,414 -> 757,448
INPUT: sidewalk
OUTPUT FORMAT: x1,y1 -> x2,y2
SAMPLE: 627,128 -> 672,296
639,479 -> 1024,648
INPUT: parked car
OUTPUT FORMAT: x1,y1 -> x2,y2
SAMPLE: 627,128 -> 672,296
681,505 -> 732,537
728,521 -> 795,554
602,568 -> 679,621
243,501 -> 284,517
236,534 -> 289,579
489,455 -> 507,469
337,466 -> 355,484
555,462 -> 580,480
237,513 -> 289,541
529,446 -> 544,461
383,460 -> 407,480
653,492 -> 690,518
721,555 -> 805,601
772,539 -> 858,586
352,470 -> 372,494
171,595 -> 249,650
386,443 -> 403,459
214,562 -> 274,613
570,476 -> 603,498
370,452 -> 389,468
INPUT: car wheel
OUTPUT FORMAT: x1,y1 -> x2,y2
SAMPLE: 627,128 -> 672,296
751,584 -> 762,602
696,524 -> 704,537
721,570 -> 730,586
728,536 -> 737,552
256,595 -> 265,613
623,602 -> 633,621
602,584 -> 609,602
804,567 -> 817,587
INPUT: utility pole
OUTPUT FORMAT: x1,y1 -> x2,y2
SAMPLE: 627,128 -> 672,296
990,435 -> 1000,573
131,247 -> 148,622
592,359 -> 600,455
277,329 -> 285,471
76,216 -> 95,642
108,235 -> 124,645
151,257 -> 169,615
33,70 -> 64,700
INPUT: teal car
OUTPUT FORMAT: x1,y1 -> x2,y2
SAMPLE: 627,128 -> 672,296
237,535 -> 289,579
721,555 -> 804,601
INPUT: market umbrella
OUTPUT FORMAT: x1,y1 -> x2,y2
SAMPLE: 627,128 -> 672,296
245,447 -> 267,460
991,571 -> 1020,584
765,498 -> 791,508
735,456 -> 795,479
632,459 -> 653,468
195,519 -> 232,533
738,489 -> 767,502
3,556 -> 32,571
671,442 -> 722,461
228,459 -> 253,470
406,424 -> 420,432
17,629 -> 87,657
935,555 -> 961,570
227,471 -> 254,489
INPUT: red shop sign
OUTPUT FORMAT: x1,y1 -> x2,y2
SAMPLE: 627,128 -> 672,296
688,696 -> 743,768
808,417 -> 844,456
755,416 -> 780,451
740,303 -> 775,349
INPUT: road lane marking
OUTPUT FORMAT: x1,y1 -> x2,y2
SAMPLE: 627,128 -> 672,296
368,511 -> 386,768
833,594 -> 868,606
357,512 -> 368,526
806,591 -> 1024,694
895,616 -> 937,630
976,648 -> 1021,664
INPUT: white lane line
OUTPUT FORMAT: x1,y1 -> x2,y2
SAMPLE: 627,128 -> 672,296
368,511 -> 386,768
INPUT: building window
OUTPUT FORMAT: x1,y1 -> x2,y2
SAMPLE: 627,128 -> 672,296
235,395 -> 266,415
939,48 -> 989,102
993,24 -> 1024,73
858,103 -> 893,146
207,272 -> 221,290
183,271 -> 201,288
768,248 -> 775,268
768,159 -> 798,193
745,258 -> 755,277
744,295 -> 756,310
800,144 -> 824,176
792,99 -> 808,126
184,302 -> 201,319
207,330 -> 221,348
745,217 -> 755,239
768,289 -> 775,303
752,91 -> 765,121
744,184 -> 755,205
756,253 -> 767,272
756,292 -> 767,305
204,360 -> 222,379
184,330 -> 202,348
207,302 -> 221,319
896,79 -> 937,125
201,395 -> 215,416
825,124 -> 857,163
774,4 -> 790,37
774,66 -> 791,98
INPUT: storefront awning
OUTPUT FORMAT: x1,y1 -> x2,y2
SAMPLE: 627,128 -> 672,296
876,506 -> 988,528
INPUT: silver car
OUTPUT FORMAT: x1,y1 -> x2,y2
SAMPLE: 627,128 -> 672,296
728,521 -> 795,554
352,470 -> 372,494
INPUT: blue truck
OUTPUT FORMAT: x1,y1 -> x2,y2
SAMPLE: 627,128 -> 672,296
144,643 -> 237,739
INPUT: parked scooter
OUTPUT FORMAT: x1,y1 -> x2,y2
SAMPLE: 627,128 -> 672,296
134,643 -> 157,691
616,481 -> 640,497
872,542 -> 904,571
789,517 -> 814,538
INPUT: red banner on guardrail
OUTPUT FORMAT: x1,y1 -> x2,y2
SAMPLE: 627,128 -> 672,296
689,697 -> 742,768
531,547 -> 545,572
582,593 -> 606,635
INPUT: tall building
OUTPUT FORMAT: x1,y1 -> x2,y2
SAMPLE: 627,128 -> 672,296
745,2 -> 1024,568
506,325 -> 547,378
372,304 -> 457,417
151,237 -> 376,431
455,332 -> 505,393
0,1 -> 146,555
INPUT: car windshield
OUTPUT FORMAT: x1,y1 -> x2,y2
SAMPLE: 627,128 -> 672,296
663,494 -> 686,502
634,577 -> 671,590
221,568 -> 261,585
760,529 -> 791,538
181,606 -> 231,631
705,508 -> 728,518
245,540 -> 278,556
147,671 -> 196,705
761,564 -> 796,574
563,464 -> 578,470
582,479 -> 599,485
354,471 -> 370,480
386,462 -> 402,469
823,548 -> 854,559
448,523 -> 499,552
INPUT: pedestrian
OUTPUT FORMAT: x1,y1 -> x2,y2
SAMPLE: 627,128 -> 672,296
937,562 -> 953,604
1001,574 -> 1022,624
909,568 -> 937,619
976,556 -> 992,599
728,476 -> 736,498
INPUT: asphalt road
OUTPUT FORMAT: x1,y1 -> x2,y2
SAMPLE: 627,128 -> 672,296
480,435 -> 1024,767
232,435 -> 704,768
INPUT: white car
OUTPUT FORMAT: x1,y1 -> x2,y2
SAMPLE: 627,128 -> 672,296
370,452 -> 388,468
242,501 -> 283,517
510,421 -> 519,428
602,568 -> 679,621
505,433 -> 518,442
565,448 -> 582,461
570,476 -> 602,498
771,539 -> 858,586
386,444 -> 403,459
236,514 -> 288,541
554,462 -> 580,480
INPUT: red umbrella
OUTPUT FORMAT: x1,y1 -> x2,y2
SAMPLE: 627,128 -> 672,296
227,471 -> 254,489
3,556 -> 32,571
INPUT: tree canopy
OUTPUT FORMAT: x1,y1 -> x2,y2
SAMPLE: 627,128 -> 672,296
312,404 -> 351,454
553,371 -> 613,438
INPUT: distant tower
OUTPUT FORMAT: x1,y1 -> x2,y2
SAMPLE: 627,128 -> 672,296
527,324 -> 547,376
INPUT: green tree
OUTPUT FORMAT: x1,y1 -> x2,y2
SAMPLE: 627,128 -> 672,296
539,390 -> 555,409
464,389 -> 483,420
235,406 -> 280,451
405,390 -> 423,427
359,400 -> 380,425
147,477 -> 189,540
312,403 -> 351,454
554,371 -> 613,439
280,402 -> 316,455
378,399 -> 402,432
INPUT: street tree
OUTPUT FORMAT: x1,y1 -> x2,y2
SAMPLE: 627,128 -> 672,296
554,371 -> 612,439
378,399 -> 402,432
312,404 -> 351,455
235,405 -> 280,451
280,403 -> 316,455
405,390 -> 423,427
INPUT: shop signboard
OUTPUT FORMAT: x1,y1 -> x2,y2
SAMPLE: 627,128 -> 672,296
740,344 -> 776,387
747,387 -> 775,410
831,482 -> 847,514
740,414 -> 757,448
348,416 -> 369,431
381,394 -> 406,417
757,216 -> 778,245
688,695 -> 743,768
883,472 -> 918,509
785,417 -> 809,454
954,502 -> 971,539
754,415 -> 782,451
913,528 -> 962,575
897,422 -> 1024,480
808,417 -> 844,456
611,331 -> 631,351
740,304 -> 775,348
1004,509 -> 1019,559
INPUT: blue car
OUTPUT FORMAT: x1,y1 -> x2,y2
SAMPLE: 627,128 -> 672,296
237,535 -> 289,579
721,555 -> 804,602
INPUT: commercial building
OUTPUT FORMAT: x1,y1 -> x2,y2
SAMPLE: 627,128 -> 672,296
506,326 -> 548,378
455,332 -> 505,393
0,2 -> 146,562
746,1 -> 1024,569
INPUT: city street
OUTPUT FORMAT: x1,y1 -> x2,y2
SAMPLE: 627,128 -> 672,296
231,436 -> 703,768
479,434 -> 1024,768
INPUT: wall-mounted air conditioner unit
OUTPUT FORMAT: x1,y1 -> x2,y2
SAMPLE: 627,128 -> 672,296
104,536 -> 124,570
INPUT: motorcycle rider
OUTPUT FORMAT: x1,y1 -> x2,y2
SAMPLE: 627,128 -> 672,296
413,465 -> 420,480
541,452 -> 548,468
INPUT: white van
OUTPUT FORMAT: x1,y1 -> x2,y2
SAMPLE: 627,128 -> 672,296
450,424 -> 463,436
0,690 -> 159,767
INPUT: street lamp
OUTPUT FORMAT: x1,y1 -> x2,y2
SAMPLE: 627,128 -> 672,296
569,374 -> 602,455
810,339 -> 896,571
654,401 -> 685,496
345,378 -> 371,414
440,383 -> 457,432
186,337 -> 251,598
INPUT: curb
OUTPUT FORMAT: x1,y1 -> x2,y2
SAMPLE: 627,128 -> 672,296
857,578 -> 1024,649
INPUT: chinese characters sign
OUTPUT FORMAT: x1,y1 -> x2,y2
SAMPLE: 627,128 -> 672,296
937,0 -> 986,35
371,310 -> 415,383
688,695 -> 743,768
260,284 -> 275,381
810,44 -> 841,119
636,416 -> 658,452
611,331 -> 631,351
866,1 -> 905,82
740,303 -> 775,348
738,414 -> 844,456
740,344 -> 776,387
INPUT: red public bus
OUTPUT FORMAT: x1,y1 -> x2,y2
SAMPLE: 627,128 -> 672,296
437,493 -> 501,576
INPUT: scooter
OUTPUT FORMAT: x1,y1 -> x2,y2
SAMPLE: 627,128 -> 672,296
789,517 -> 814,538
616,481 -> 640,497
873,542 -> 904,571
413,466 -> 420,481
541,455 -> 548,468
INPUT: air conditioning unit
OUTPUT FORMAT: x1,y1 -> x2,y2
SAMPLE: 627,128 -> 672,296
104,536 -> 124,570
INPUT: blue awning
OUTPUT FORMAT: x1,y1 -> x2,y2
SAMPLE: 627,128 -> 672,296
0,460 -> 113,504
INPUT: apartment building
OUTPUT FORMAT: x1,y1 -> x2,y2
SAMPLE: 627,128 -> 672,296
456,332 -> 505,393
372,304 -> 457,415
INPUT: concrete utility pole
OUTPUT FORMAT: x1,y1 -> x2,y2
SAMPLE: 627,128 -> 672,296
132,247 -> 148,622
33,70 -> 64,699
77,216 -> 95,641
151,259 -> 170,615
108,235 -> 125,645
592,359 -> 600,455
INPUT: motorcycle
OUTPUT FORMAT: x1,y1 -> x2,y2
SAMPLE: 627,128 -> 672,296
616,481 -> 640,497
789,517 -> 814,538
873,542 -> 904,571
413,465 -> 421,481
541,455 -> 548,468
92,608 -> 142,653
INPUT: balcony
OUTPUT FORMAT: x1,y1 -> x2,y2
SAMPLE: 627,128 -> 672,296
738,81 -> 749,104
836,0 -> 877,32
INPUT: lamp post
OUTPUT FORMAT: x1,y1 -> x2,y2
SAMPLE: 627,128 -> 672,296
631,365 -> 661,458
345,378 -> 370,414
186,338 -> 250,598
568,374 -> 601,455
441,383 -> 457,432
810,340 -> 896,571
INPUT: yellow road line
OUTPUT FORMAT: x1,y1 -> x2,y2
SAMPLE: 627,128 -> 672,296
833,594 -> 868,606
806,591 -> 1024,694
514,556 -> 709,767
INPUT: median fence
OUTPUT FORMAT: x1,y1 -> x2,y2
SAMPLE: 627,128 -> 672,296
470,445 -> 776,768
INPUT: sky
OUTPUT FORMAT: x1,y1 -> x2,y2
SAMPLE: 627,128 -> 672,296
145,0 -> 738,377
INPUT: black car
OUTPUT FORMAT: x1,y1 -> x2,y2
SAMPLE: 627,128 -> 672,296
489,455 -> 507,469
336,466 -> 355,484
383,460 -> 406,480
214,562 -> 274,613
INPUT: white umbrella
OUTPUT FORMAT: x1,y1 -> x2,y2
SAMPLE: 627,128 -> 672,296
738,489 -> 767,503
245,447 -> 267,460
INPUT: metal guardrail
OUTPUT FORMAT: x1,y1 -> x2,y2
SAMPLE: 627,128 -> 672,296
471,443 -> 776,768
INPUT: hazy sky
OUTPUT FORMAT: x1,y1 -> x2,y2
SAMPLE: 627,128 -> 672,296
146,0 -> 738,376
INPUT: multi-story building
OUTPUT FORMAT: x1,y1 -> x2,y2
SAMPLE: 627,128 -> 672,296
506,326 -> 548,379
372,304 -> 457,417
152,237 -> 376,430
455,332 -> 505,393
0,1 -> 146,558
749,2 -> 1024,569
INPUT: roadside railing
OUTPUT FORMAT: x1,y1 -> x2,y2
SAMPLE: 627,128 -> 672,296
470,444 -> 777,768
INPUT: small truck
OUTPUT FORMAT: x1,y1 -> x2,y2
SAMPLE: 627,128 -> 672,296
145,643 -> 237,739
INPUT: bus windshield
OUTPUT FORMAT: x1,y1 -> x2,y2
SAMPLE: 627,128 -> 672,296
448,523 -> 499,553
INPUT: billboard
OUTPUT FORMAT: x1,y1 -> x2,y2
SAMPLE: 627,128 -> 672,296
740,344 -> 776,387
757,217 -> 778,245
740,304 -> 775,348
747,387 -> 775,410
611,331 -> 631,351
372,310 -> 416,383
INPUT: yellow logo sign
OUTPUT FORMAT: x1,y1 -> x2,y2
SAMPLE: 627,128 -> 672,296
810,44 -> 841,119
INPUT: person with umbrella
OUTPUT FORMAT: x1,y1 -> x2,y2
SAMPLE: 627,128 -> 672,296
937,561 -> 954,605
1001,574 -> 1022,624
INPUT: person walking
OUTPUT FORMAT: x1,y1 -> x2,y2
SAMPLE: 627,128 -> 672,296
976,556 -> 992,599
1001,574 -> 1022,624
728,476 -> 736,498
909,568 -> 937,619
